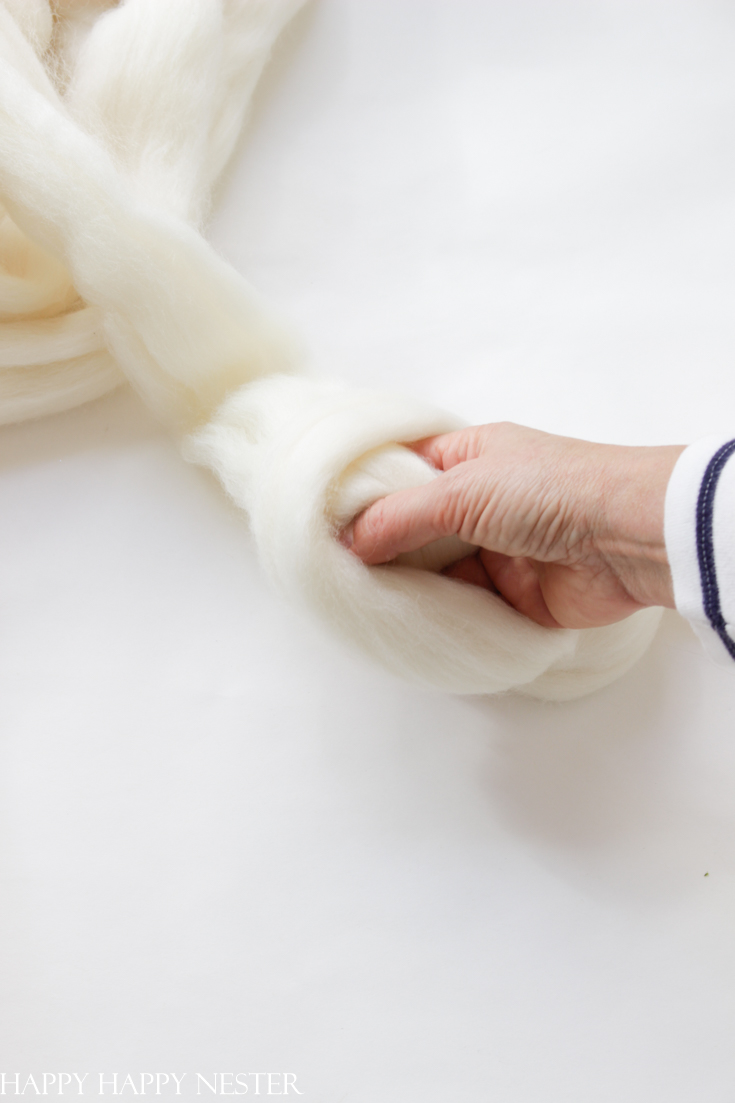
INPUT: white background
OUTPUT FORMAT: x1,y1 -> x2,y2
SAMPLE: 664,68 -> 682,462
3,2 -> 735,1099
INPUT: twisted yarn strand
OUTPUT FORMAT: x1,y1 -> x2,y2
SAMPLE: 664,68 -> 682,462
0,0 -> 662,699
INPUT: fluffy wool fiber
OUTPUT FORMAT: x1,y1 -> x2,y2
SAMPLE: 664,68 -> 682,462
0,0 -> 662,699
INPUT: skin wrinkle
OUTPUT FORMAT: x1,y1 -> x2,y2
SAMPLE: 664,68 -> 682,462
349,422 -> 685,633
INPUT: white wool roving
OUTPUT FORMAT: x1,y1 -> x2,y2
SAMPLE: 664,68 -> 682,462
0,0 -> 662,700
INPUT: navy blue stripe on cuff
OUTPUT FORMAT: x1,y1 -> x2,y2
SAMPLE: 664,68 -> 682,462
696,438 -> 735,660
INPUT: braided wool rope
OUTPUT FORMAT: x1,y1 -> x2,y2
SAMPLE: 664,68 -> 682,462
0,0 -> 662,699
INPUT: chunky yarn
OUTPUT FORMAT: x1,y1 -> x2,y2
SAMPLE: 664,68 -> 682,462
0,0 -> 661,700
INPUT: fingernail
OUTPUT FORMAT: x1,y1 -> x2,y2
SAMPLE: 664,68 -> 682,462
339,522 -> 354,550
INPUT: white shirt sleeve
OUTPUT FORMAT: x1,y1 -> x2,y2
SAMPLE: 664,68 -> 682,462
665,435 -> 735,663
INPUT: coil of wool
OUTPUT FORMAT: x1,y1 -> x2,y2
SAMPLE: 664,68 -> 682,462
0,0 -> 662,700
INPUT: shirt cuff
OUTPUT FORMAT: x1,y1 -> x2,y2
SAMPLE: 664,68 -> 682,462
665,435 -> 735,663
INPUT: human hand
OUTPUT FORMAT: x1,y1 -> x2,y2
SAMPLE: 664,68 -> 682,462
343,423 -> 684,630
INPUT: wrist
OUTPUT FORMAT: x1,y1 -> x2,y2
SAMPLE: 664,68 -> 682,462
591,443 -> 685,610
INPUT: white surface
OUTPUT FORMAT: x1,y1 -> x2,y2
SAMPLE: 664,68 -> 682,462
3,2 -> 735,1099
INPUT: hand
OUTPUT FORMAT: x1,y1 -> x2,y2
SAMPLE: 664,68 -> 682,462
343,423 -> 685,630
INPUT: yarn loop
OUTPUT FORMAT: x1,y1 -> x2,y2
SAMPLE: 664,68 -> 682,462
0,0 -> 662,699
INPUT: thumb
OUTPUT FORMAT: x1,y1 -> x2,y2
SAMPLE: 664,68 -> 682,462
343,472 -> 465,565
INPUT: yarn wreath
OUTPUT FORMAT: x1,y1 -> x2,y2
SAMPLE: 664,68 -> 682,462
0,0 -> 662,700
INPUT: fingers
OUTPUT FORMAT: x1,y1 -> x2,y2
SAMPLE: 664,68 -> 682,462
479,551 -> 562,628
345,475 -> 463,564
342,423 -> 533,565
443,550 -> 563,628
442,552 -> 497,591
411,424 -> 493,471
